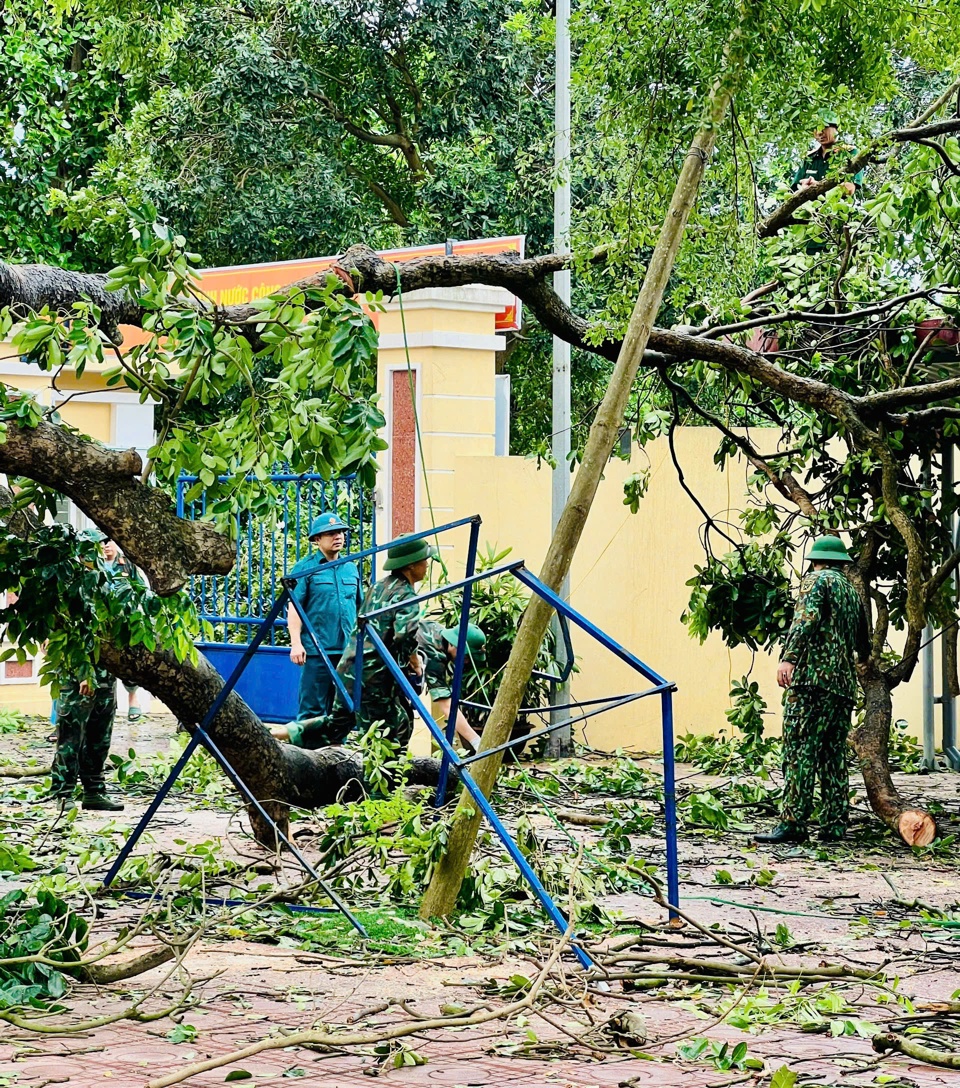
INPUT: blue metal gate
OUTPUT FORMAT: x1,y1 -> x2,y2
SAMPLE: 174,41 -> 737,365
177,473 -> 376,722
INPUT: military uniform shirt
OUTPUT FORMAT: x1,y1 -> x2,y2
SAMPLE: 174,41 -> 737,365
418,620 -> 454,700
336,572 -> 422,689
781,567 -> 867,700
791,144 -> 865,190
289,554 -> 361,654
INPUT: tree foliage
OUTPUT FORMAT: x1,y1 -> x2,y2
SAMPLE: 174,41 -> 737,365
1,0 -> 960,853
0,0 -> 132,266
46,0 -> 554,267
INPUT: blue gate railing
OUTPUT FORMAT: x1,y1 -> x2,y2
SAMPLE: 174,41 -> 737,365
176,472 -> 376,722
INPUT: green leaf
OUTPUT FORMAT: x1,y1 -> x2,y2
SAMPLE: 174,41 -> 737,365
771,1067 -> 798,1088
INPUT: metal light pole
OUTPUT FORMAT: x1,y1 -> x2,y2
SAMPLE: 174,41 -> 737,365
547,0 -> 573,758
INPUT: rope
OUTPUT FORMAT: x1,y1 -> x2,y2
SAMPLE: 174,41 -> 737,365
393,266 -> 448,580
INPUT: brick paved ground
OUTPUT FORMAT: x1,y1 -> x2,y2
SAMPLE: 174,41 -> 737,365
2,713 -> 958,1088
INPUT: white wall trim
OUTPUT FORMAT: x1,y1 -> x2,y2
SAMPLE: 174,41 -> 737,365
425,394 -> 495,403
0,359 -> 56,378
422,431 -> 493,439
52,390 -> 160,406
378,331 -> 505,353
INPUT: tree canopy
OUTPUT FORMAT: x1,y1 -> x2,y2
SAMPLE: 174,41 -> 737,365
2,0 -> 960,865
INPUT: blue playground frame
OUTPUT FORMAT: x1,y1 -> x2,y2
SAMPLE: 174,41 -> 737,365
100,516 -> 679,967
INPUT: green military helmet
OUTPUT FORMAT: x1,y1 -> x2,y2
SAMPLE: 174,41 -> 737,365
808,535 -> 851,564
80,527 -> 106,543
441,622 -> 486,662
817,109 -> 840,129
382,535 -> 439,571
309,511 -> 349,538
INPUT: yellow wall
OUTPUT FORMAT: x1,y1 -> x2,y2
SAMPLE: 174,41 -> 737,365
444,441 -> 925,750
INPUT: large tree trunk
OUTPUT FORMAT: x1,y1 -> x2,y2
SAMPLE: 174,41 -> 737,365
418,13 -> 754,920
96,640 -> 447,846
850,666 -> 937,846
0,421 -> 234,595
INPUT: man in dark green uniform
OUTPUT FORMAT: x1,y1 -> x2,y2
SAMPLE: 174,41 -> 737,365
287,512 -> 361,721
272,535 -> 437,750
419,620 -> 485,752
757,535 -> 868,845
791,110 -> 864,193
48,529 -> 124,811
103,538 -> 145,721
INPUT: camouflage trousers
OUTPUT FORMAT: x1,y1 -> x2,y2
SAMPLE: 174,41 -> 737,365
294,677 -> 414,751
51,670 -> 116,794
780,685 -> 853,837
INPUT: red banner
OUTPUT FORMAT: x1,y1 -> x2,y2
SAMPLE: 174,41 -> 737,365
193,236 -> 524,332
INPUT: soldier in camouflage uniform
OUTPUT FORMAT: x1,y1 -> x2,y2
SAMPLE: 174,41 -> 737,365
418,620 -> 485,752
757,535 -> 868,845
272,535 -> 437,750
49,530 -> 124,811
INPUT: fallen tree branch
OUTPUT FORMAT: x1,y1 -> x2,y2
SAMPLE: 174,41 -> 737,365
0,421 -> 234,595
80,945 -> 177,985
145,930 -> 573,1088
873,1031 -> 960,1068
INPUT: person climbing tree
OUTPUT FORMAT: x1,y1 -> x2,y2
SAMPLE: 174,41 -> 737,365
791,109 -> 865,194
756,536 -> 869,845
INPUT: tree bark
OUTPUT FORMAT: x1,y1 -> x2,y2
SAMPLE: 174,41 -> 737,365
0,262 -> 144,331
850,667 -> 936,847
0,421 -> 234,595
418,11 -> 755,920
96,639 -> 448,847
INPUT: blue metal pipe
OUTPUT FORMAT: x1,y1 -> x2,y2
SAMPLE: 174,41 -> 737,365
280,516 -> 481,584
364,625 -> 593,968
110,889 -> 341,917
99,589 -> 291,892
178,472 -> 361,485
194,725 -> 367,936
352,625 -> 365,717
99,730 -> 204,891
660,688 -> 680,918
461,689 -> 667,715
361,561 -> 523,621
513,568 -> 670,687
434,517 -> 481,806
458,689 -> 668,766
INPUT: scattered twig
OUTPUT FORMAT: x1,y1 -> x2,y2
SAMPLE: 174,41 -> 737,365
146,932 -> 574,1088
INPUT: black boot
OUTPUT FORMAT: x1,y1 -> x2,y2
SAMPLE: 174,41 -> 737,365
817,827 -> 846,843
755,822 -> 808,844
82,789 -> 124,812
